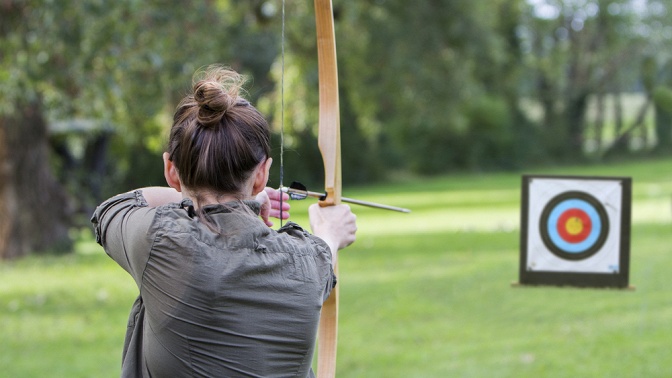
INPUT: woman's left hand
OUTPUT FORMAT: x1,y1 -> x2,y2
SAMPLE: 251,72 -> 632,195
257,187 -> 291,227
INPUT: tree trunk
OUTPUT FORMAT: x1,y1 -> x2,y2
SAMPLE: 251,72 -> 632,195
611,90 -> 629,153
593,91 -> 606,153
0,100 -> 72,260
0,125 -> 12,259
565,93 -> 588,159
655,104 -> 672,151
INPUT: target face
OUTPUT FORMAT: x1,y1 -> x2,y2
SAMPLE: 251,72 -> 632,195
519,175 -> 631,289
540,191 -> 609,261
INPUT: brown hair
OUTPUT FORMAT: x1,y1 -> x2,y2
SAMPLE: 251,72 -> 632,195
167,66 -> 271,198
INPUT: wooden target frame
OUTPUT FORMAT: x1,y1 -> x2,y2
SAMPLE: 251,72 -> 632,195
518,175 -> 632,288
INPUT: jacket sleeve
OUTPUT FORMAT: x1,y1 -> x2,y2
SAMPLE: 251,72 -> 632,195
91,190 -> 157,286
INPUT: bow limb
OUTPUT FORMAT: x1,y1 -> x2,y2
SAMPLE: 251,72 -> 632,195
314,1 -> 341,377
315,0 -> 341,207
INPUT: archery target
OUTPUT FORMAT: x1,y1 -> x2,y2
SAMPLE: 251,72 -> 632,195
539,191 -> 608,261
519,175 -> 631,288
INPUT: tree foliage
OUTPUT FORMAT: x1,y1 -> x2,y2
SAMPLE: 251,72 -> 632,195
3,0 -> 672,257
0,0 -> 280,257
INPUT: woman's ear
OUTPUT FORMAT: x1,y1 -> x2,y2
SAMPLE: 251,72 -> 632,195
251,158 -> 273,195
163,152 -> 182,192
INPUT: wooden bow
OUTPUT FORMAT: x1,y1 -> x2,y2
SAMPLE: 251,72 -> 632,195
314,0 -> 341,377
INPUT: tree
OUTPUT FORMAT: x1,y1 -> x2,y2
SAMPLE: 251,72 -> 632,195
521,0 -> 650,160
0,1 -> 280,259
0,1 -> 74,258
349,0 -> 530,173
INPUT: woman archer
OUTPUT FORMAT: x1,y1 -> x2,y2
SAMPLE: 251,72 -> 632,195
92,65 -> 357,377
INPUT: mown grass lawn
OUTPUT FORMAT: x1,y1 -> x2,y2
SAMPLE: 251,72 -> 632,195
2,157 -> 672,377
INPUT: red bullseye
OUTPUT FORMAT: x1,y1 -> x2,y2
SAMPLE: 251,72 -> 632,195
556,208 -> 592,243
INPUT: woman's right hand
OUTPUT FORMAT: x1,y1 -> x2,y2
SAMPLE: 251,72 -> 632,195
257,187 -> 291,227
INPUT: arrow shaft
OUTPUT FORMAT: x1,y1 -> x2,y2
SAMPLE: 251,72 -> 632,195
339,196 -> 411,213
281,187 -> 411,213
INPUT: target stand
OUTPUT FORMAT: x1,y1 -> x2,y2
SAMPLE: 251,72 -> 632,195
518,175 -> 632,289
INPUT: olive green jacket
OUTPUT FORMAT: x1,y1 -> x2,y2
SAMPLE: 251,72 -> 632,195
92,191 -> 335,377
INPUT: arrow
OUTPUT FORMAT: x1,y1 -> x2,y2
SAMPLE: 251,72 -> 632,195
281,181 -> 411,213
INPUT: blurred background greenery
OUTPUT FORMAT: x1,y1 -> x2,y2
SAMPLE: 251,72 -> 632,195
3,0 -> 672,258
3,2 -> 672,376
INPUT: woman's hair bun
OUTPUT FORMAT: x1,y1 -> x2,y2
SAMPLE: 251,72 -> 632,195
193,67 -> 246,128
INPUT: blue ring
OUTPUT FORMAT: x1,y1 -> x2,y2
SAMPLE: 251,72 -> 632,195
546,199 -> 602,253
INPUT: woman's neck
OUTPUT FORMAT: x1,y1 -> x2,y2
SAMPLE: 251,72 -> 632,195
183,189 -> 249,208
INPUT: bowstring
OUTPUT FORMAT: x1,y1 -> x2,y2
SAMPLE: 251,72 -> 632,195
279,0 -> 286,228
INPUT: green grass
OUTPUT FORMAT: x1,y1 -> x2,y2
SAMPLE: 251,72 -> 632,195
0,238 -> 136,377
3,157 -> 672,377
